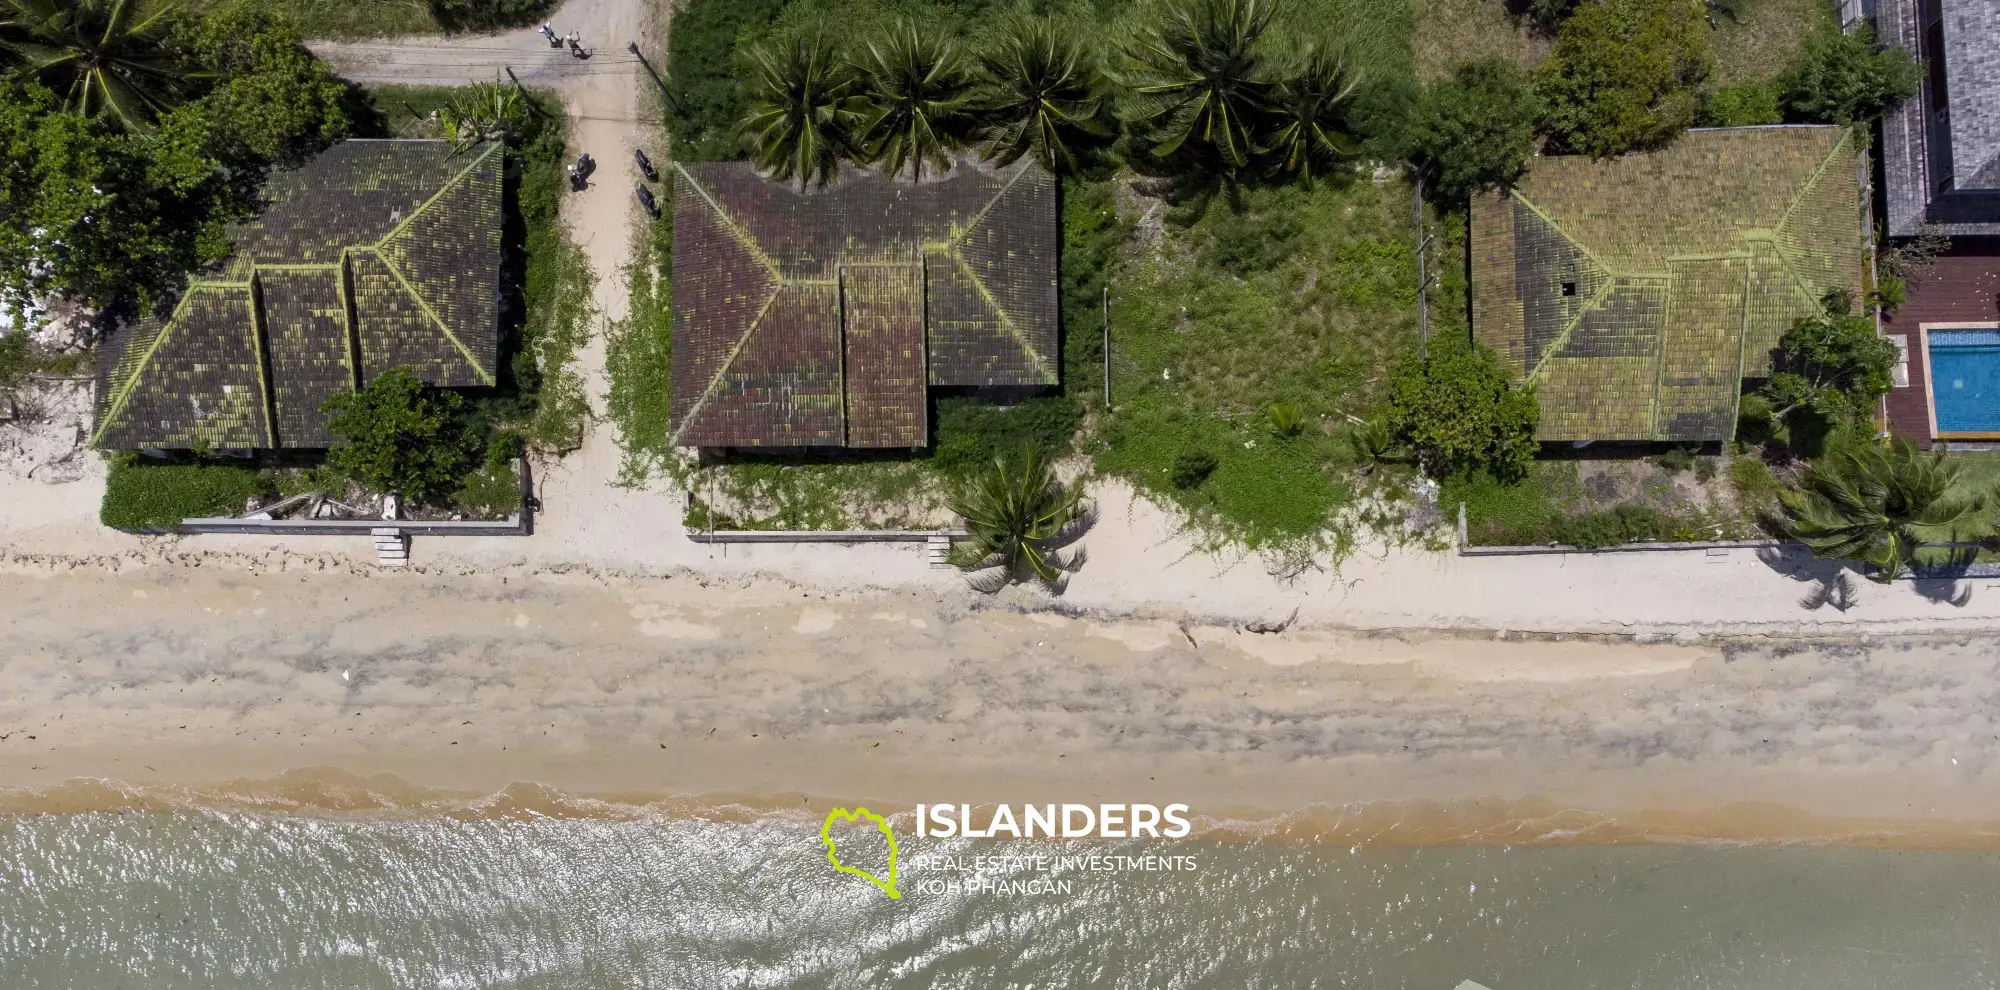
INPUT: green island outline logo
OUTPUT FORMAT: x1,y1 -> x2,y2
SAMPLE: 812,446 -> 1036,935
821,807 -> 902,900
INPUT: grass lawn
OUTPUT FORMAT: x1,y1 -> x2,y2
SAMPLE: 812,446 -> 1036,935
1093,173 -> 1449,553
189,0 -> 440,38
1413,0 -> 1825,84
1445,448 -> 1783,547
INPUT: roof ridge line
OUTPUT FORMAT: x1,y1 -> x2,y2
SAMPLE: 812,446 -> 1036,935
942,245 -> 1055,383
372,250 -> 496,385
378,142 -> 503,246
672,163 -> 784,278
668,283 -> 786,446
90,290 -> 202,447
1524,278 -> 1620,385
1508,189 -> 1623,279
953,163 -> 1033,244
1775,128 -> 1851,236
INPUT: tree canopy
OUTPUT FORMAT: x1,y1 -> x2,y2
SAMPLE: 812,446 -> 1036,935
1536,0 -> 1711,158
1779,25 -> 1918,125
323,367 -> 481,501
1387,335 -> 1540,482
738,25 -> 861,189
0,6 -> 350,309
0,0 -> 193,133
1781,438 -> 1987,582
1405,57 -> 1538,201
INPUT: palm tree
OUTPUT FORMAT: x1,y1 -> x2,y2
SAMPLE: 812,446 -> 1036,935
947,447 -> 1090,592
0,0 -> 195,133
1120,0 -> 1277,174
974,16 -> 1109,173
1780,437 -> 1988,582
853,20 -> 975,181
1263,44 -> 1361,181
738,26 -> 861,190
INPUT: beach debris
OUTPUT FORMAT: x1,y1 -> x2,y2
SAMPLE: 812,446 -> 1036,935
341,669 -> 350,682
1244,607 -> 1299,635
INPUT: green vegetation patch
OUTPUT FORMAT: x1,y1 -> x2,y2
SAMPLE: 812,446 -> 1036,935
101,456 -> 274,532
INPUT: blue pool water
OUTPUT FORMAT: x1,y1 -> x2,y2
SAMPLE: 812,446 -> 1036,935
1929,328 -> 2000,434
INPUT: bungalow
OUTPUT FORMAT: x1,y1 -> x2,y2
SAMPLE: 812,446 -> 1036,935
1470,126 -> 1867,443
667,159 -> 1058,450
93,139 -> 503,451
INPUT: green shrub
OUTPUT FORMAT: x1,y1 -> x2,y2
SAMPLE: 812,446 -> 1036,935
1406,57 -> 1540,201
1550,503 -> 1661,548
452,461 -> 523,518
1201,192 -> 1305,275
1779,26 -> 1918,125
1729,453 -> 1782,514
1171,449 -> 1218,489
1704,82 -> 1781,126
1387,335 -> 1539,481
1650,443 -> 1699,475
427,0 -> 556,32
323,367 -> 480,502
930,396 -> 1082,478
1536,0 -> 1712,157
101,456 -> 273,531
1265,402 -> 1305,438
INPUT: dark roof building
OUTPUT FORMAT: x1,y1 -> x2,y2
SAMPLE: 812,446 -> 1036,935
669,159 -> 1058,449
1471,127 -> 1866,442
1879,0 -> 2000,236
93,140 -> 503,450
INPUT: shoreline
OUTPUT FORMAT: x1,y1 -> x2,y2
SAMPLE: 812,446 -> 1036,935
4,565 -> 2000,848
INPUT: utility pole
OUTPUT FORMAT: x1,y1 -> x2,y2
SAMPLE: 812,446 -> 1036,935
628,42 -> 681,114
1414,172 -> 1435,358
1102,286 -> 1112,411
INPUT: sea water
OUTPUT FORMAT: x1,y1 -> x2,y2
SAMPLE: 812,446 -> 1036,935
4,805 -> 2000,988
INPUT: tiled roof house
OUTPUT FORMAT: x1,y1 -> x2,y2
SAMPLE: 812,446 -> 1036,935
93,140 -> 503,450
1470,127 -> 1866,442
669,159 -> 1058,449
1878,0 -> 2000,236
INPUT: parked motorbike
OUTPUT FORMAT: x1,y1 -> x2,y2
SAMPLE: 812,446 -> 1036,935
634,148 -> 658,183
636,184 -> 660,218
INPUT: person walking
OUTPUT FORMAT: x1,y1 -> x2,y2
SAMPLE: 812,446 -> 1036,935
541,22 -> 559,47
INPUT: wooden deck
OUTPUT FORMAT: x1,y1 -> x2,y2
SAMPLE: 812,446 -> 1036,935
1881,245 -> 2000,448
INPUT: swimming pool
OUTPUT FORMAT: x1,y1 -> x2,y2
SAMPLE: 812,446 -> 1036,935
1928,327 -> 2000,436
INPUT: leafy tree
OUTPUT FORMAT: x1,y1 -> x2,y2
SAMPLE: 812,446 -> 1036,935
0,79 -> 235,307
1757,290 -> 1899,431
1526,0 -> 1580,31
947,446 -> 1089,592
1781,437 -> 1986,582
1536,0 -> 1711,158
738,25 -> 861,189
1171,448 -> 1217,488
1703,81 -> 1780,126
170,7 -> 348,167
1386,335 -> 1540,481
0,0 -> 194,132
975,16 -> 1109,173
1779,26 -> 1918,125
853,20 -> 975,181
323,367 -> 481,501
1405,57 -> 1539,201
1262,44 -> 1361,181
1121,0 -> 1277,174
428,0 -> 554,33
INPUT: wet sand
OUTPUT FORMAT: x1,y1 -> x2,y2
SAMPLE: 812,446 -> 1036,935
4,566 -> 2000,843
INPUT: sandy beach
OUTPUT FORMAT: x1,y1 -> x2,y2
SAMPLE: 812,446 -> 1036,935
3,562 -> 1999,845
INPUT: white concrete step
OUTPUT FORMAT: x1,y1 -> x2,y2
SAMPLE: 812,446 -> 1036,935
372,528 -> 409,568
926,534 -> 952,569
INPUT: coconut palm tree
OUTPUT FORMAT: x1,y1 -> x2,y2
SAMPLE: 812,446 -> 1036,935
1780,437 -> 1988,582
1120,0 -> 1277,174
1263,44 -> 1361,180
738,26 -> 861,189
853,20 -> 975,181
974,16 -> 1109,173
947,447 -> 1090,592
0,0 -> 195,133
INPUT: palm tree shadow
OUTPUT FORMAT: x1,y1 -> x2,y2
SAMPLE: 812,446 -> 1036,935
1912,544 -> 1978,607
1756,546 -> 1865,612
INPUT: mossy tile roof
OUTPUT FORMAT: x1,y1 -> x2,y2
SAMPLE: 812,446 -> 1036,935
670,159 -> 1057,448
1471,126 -> 1865,442
94,140 -> 502,450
